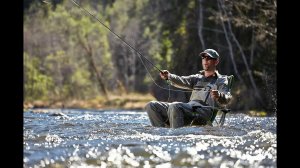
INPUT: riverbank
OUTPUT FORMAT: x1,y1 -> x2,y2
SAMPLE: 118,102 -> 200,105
24,93 -> 155,111
24,93 -> 271,117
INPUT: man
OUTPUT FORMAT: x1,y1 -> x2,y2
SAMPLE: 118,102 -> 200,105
145,49 -> 232,128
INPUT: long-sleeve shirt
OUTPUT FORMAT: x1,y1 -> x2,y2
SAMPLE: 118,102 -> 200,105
168,70 -> 232,108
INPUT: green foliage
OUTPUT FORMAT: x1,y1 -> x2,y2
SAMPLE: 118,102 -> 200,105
23,0 -> 276,112
176,19 -> 187,36
24,1 -> 115,100
161,36 -> 173,67
24,52 -> 54,101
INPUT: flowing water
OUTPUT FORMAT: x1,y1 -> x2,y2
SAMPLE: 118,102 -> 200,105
24,109 -> 276,168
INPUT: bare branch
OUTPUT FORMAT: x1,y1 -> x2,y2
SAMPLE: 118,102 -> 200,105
219,0 -> 263,104
217,0 -> 245,85
197,0 -> 206,49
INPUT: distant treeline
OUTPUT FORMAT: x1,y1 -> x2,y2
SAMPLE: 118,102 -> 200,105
24,0 -> 276,114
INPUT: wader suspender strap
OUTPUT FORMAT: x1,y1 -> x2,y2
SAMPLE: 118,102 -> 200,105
203,77 -> 218,104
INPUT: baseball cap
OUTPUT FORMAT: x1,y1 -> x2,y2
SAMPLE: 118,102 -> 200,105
199,49 -> 219,59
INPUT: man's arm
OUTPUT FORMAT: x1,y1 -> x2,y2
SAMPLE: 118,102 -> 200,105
160,70 -> 197,90
212,77 -> 232,105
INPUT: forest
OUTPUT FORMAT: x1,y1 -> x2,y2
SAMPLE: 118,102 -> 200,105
24,0 -> 276,115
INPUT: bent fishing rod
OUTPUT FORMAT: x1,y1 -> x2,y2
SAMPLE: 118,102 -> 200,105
67,0 -> 199,94
69,0 -> 163,74
42,0 -> 194,93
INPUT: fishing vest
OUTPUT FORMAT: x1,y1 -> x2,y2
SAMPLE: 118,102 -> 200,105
169,71 -> 230,107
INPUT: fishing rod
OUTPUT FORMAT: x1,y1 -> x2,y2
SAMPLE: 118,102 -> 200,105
69,0 -> 164,74
66,0 -> 198,94
42,0 -> 163,73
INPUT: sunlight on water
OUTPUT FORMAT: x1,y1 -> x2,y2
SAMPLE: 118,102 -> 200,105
24,109 -> 276,167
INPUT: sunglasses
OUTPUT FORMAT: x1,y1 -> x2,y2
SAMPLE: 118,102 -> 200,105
201,56 -> 216,60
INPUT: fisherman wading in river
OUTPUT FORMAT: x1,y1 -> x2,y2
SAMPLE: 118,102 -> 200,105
145,49 -> 232,128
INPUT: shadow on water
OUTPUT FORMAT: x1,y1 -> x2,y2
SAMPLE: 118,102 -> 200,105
24,109 -> 276,167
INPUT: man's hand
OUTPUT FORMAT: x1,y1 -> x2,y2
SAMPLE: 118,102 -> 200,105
210,90 -> 220,100
160,70 -> 169,80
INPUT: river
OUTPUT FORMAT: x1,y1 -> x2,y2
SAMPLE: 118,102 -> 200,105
24,109 -> 276,167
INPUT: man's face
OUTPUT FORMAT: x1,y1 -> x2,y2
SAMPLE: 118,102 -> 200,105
201,54 -> 219,71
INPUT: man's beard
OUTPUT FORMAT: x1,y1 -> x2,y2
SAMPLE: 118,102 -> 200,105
202,65 -> 214,71
202,65 -> 209,71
